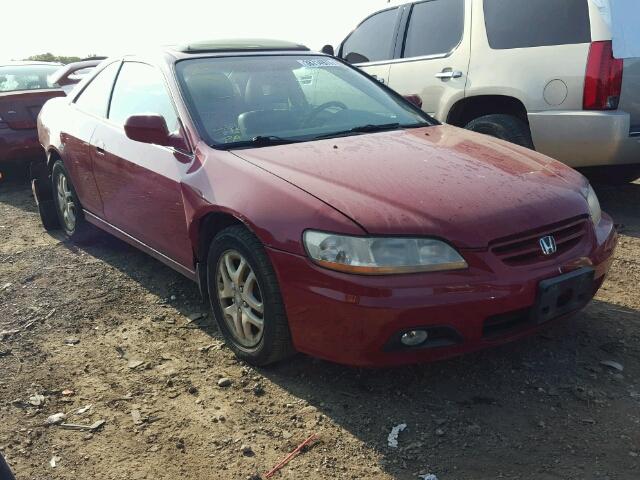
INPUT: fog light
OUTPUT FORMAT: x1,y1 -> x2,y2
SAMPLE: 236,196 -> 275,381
400,330 -> 428,347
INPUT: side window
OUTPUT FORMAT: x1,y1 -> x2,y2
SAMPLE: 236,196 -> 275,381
484,0 -> 591,50
341,8 -> 399,64
74,62 -> 120,117
403,0 -> 465,58
108,62 -> 179,131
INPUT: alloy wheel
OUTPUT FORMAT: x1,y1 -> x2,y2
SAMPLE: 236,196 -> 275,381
216,250 -> 265,348
56,172 -> 76,231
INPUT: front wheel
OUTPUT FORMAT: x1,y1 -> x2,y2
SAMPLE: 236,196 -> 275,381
206,225 -> 294,366
465,114 -> 534,149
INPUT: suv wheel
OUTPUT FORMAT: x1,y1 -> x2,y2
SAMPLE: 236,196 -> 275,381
206,225 -> 295,366
465,114 -> 534,149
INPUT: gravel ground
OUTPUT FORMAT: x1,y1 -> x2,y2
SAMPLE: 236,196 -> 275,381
0,165 -> 639,480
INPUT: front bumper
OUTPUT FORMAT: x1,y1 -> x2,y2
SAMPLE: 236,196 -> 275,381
0,127 -> 43,163
268,215 -> 617,367
528,110 -> 640,168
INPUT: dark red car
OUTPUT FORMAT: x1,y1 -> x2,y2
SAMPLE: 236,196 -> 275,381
35,40 -> 617,367
0,60 -> 101,167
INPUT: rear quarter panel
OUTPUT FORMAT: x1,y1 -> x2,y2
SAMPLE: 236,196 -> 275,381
467,0 -> 590,113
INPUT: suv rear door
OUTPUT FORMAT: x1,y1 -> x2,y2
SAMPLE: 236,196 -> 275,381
339,6 -> 403,85
386,0 -> 469,118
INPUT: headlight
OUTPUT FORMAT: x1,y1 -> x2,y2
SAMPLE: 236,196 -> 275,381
583,184 -> 602,226
303,231 -> 468,275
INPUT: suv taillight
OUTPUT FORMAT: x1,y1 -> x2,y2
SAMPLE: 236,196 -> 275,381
583,40 -> 624,110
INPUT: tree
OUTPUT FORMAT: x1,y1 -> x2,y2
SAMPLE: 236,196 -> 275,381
24,53 -> 93,64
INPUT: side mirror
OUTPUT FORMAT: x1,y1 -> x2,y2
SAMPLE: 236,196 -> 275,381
321,44 -> 335,56
124,114 -> 172,146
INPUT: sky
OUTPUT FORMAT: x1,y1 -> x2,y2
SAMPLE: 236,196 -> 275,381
0,0 -> 399,62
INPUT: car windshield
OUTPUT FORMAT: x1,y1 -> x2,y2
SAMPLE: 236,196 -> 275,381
176,55 -> 433,148
0,65 -> 60,93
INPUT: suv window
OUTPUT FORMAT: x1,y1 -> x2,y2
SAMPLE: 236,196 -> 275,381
109,62 -> 179,131
403,0 -> 465,58
74,62 -> 120,117
342,8 -> 399,64
484,0 -> 591,49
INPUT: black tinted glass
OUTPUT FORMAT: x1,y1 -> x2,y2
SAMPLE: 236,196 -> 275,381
342,8 -> 399,64
484,0 -> 591,49
404,0 -> 465,58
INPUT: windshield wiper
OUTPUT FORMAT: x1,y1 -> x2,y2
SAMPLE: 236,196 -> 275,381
220,135 -> 304,150
313,122 -> 430,140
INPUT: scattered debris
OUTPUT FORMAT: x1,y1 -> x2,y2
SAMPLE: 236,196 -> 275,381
418,474 -> 438,480
59,420 -> 106,432
44,308 -> 56,320
64,337 -> 80,346
131,408 -> 143,425
435,428 -> 446,436
600,360 -> 624,372
46,413 -> 67,425
127,360 -> 145,369
62,389 -> 74,397
0,283 -> 12,292
264,433 -> 318,478
28,394 -> 45,407
49,455 -> 61,468
252,384 -> 265,396
76,405 -> 92,415
387,423 -> 407,448
0,329 -> 20,340
218,377 -> 232,388
198,343 -> 216,353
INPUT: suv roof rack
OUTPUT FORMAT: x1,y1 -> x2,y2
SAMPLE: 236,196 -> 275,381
176,39 -> 310,53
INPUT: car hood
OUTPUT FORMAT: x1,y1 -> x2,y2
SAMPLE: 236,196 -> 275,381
231,125 -> 589,248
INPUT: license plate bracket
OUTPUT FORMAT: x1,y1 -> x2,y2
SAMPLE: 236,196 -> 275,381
533,267 -> 595,324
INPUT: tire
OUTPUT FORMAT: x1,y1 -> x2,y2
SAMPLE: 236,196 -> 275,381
31,178 -> 60,231
206,225 -> 294,366
465,114 -> 534,149
51,160 -> 91,240
579,164 -> 640,185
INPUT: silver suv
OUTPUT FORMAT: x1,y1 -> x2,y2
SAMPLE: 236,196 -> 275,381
335,0 -> 640,183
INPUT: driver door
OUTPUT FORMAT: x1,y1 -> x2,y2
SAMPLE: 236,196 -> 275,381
90,61 -> 193,269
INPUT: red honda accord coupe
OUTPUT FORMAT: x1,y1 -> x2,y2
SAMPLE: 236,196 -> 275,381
34,40 -> 617,367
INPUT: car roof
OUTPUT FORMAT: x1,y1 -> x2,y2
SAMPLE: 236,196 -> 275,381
0,61 -> 62,68
162,39 -> 313,61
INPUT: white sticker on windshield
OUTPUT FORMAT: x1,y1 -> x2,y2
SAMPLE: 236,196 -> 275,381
297,58 -> 341,68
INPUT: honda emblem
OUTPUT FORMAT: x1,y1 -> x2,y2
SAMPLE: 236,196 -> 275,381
539,235 -> 557,255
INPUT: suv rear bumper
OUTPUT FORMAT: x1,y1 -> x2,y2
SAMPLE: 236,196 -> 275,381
528,110 -> 640,168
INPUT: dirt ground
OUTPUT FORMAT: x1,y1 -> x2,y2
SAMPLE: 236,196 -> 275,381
0,164 -> 639,480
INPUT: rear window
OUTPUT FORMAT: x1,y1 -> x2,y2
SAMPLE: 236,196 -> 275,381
0,65 -> 59,92
342,8 -> 400,64
483,0 -> 591,49
403,0 -> 465,58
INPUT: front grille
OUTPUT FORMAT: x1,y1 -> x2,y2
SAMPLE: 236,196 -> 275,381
490,217 -> 589,266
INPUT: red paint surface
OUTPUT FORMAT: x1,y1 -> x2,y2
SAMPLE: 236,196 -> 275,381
37,51 -> 617,366
0,89 -> 65,163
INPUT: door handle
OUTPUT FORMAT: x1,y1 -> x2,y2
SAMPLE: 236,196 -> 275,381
435,70 -> 463,79
94,141 -> 106,156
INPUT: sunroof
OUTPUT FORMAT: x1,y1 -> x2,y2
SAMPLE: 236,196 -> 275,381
177,39 -> 309,53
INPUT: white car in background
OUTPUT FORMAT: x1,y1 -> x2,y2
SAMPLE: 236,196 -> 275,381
332,0 -> 640,183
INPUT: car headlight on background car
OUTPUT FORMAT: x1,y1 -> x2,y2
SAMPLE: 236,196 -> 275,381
303,231 -> 468,275
583,184 -> 602,226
